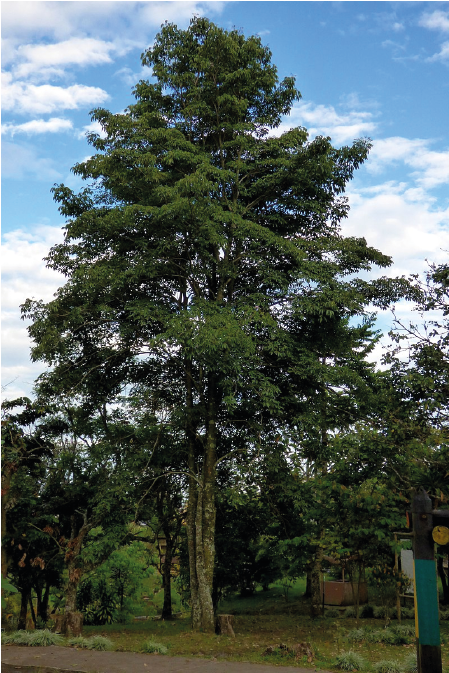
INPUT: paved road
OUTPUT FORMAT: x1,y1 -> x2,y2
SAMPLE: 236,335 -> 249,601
2,646 -> 332,673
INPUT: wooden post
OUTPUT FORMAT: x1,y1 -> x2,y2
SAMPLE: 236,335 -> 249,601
411,490 -> 442,673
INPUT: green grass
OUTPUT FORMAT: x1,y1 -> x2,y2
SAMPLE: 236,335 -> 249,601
141,638 -> 169,654
4,577 -> 449,672
80,613 -> 449,671
68,635 -> 113,650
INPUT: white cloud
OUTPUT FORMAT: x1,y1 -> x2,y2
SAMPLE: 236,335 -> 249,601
1,1 -> 225,44
367,137 -> 449,189
2,72 -> 109,114
1,226 -> 65,400
344,182 -> 449,278
2,117 -> 73,136
77,120 -> 107,141
419,10 -> 449,33
274,100 -> 378,144
113,65 -> 152,88
1,141 -> 62,180
13,37 -> 123,80
426,40 -> 449,63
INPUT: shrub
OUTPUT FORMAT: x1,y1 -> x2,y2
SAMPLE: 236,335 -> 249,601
403,652 -> 418,673
440,609 -> 449,621
360,604 -> 374,618
347,628 -> 365,643
401,607 -> 415,619
1,630 -> 63,647
334,650 -> 366,671
141,639 -> 168,654
381,629 -> 405,645
2,631 -> 29,646
325,608 -> 340,618
373,606 -> 386,619
373,660 -> 402,673
390,624 -> 414,639
1,631 -> 17,645
27,629 -> 64,647
344,606 -> 356,618
85,636 -> 113,651
68,636 -> 89,648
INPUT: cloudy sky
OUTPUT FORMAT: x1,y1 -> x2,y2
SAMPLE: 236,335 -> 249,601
2,0 -> 449,400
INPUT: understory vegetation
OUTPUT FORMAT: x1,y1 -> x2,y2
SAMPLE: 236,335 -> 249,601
3,579 -> 449,671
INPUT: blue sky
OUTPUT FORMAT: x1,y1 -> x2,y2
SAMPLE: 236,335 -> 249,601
2,1 -> 449,399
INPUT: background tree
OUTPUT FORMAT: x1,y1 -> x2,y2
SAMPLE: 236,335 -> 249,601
23,18 -> 399,630
1,399 -> 63,628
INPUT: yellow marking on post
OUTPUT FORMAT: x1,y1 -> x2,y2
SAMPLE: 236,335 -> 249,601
432,526 -> 449,546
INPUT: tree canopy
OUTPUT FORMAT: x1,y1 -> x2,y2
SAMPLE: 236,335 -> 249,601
21,17 -> 408,630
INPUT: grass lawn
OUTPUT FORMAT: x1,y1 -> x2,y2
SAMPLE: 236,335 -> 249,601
79,580 -> 449,672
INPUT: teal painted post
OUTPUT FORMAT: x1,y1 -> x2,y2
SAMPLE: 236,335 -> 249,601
412,490 -> 442,673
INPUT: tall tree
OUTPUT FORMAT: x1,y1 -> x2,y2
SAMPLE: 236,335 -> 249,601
23,18 -> 397,630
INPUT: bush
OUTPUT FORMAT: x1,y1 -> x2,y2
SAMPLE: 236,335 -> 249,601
334,650 -> 366,671
68,636 -> 88,648
325,608 -> 340,618
360,604 -> 374,618
346,628 -> 365,643
440,609 -> 449,621
85,635 -> 113,651
27,629 -> 64,647
344,606 -> 356,618
141,639 -> 168,654
390,624 -> 414,639
115,610 -> 134,624
363,627 -> 412,646
401,607 -> 415,619
68,635 -> 113,650
373,606 -> 386,619
403,652 -> 418,673
1,630 -> 63,647
373,660 -> 402,673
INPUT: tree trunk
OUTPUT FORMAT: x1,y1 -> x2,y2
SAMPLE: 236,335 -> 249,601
38,581 -> 51,623
305,571 -> 312,598
28,592 -> 37,627
53,611 -> 83,637
215,613 -> 235,636
64,516 -> 92,614
161,534 -> 173,619
18,588 -> 30,630
310,545 -> 324,618
1,471 -> 12,580
65,560 -> 81,613
185,367 -> 217,632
